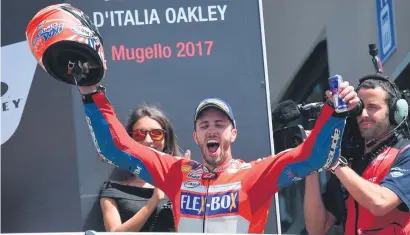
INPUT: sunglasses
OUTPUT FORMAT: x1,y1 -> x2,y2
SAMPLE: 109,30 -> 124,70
131,129 -> 166,142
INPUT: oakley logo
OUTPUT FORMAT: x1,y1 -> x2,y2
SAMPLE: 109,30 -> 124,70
391,167 -> 408,172
187,173 -> 201,179
1,82 -> 8,97
390,171 -> 404,178
71,25 -> 94,38
1,41 -> 37,145
184,180 -> 201,188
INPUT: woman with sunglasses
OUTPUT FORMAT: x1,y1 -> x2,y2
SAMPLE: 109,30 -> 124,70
99,104 -> 189,232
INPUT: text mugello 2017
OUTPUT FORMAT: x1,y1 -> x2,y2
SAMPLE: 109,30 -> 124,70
111,41 -> 214,63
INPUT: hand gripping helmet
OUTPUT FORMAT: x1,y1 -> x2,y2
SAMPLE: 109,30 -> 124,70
26,4 -> 107,86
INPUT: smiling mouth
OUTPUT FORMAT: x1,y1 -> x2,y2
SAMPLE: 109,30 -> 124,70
207,140 -> 220,154
360,122 -> 374,129
360,122 -> 373,125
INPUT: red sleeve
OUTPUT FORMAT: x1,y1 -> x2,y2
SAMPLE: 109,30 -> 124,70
243,104 -> 346,212
82,90 -> 181,198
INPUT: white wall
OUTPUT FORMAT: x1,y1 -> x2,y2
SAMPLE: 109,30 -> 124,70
262,0 -> 410,106
262,0 -> 334,105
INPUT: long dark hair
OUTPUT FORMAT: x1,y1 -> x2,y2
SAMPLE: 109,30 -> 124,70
125,104 -> 182,157
109,104 -> 183,182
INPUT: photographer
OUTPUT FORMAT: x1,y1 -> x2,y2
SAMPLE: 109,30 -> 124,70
304,74 -> 410,235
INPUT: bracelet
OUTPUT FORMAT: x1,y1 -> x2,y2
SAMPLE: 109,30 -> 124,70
330,156 -> 348,174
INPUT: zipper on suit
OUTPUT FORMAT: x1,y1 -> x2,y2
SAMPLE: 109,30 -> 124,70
202,179 -> 211,233
354,200 -> 359,235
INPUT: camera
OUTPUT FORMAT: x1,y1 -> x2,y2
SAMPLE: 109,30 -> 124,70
273,43 -> 390,158
273,125 -> 307,154
272,103 -> 320,153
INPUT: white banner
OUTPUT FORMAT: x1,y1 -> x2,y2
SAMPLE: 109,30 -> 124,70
1,41 -> 37,145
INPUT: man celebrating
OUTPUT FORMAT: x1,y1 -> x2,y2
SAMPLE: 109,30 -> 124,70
78,83 -> 358,233
26,4 -> 360,233
304,74 -> 410,235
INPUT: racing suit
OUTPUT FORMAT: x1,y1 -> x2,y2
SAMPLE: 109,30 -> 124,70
82,87 -> 346,233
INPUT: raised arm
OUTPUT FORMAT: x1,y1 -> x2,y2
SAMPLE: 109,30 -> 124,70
244,80 -> 359,211
244,103 -> 346,210
80,85 -> 180,196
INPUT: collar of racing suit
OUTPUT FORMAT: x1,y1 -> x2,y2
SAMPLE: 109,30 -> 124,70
199,159 -> 246,178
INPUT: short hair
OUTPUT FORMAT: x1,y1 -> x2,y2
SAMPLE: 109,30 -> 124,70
356,75 -> 398,110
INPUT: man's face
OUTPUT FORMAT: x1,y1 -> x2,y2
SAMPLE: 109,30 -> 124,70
356,87 -> 392,141
193,107 -> 237,167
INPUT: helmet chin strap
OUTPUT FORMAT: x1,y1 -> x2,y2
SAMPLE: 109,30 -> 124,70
68,60 -> 94,95
68,60 -> 90,84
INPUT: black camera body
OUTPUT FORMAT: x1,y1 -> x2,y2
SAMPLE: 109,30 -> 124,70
272,105 -> 363,158
341,116 -> 364,159
273,125 -> 307,154
272,103 -> 321,153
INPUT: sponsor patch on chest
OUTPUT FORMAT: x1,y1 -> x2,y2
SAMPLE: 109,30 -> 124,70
180,191 -> 239,216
